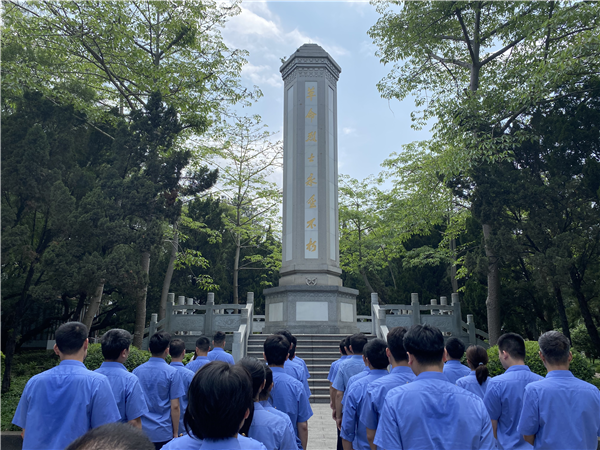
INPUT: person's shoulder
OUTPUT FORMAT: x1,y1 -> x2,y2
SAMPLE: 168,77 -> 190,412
162,434 -> 201,449
238,435 -> 268,449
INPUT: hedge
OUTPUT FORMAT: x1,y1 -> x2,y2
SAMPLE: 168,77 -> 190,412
84,343 -> 195,371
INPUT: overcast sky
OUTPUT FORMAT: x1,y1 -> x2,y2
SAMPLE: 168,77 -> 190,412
221,1 -> 433,185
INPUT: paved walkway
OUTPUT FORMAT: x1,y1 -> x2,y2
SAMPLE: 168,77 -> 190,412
308,402 -> 338,450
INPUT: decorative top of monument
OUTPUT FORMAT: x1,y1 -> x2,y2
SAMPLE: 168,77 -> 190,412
280,43 -> 342,83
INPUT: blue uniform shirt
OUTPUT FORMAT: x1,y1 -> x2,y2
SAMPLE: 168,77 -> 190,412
456,371 -> 491,400
208,347 -> 235,364
162,434 -> 267,449
248,402 -> 298,450
340,369 -> 388,450
95,361 -> 148,423
362,365 -> 415,430
483,364 -> 543,450
346,366 -> 370,394
133,357 -> 186,442
270,367 -> 313,437
259,400 -> 302,450
333,355 -> 365,392
443,359 -> 471,384
284,359 -> 310,398
13,360 -> 121,450
170,361 -> 195,435
517,370 -> 600,450
293,356 -> 310,380
185,356 -> 210,373
327,355 -> 348,383
374,371 -> 495,450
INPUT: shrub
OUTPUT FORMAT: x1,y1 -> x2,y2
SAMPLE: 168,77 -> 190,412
84,344 -> 152,371
571,324 -> 600,361
487,340 -> 595,382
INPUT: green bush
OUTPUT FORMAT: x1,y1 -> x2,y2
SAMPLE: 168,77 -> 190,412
571,324 -> 600,361
84,344 -> 152,371
487,341 -> 595,382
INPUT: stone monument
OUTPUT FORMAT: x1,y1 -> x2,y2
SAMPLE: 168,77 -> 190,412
263,44 -> 359,334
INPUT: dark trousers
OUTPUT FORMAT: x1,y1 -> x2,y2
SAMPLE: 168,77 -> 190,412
154,440 -> 171,450
337,427 -> 343,450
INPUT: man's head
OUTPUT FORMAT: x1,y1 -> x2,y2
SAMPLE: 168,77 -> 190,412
213,331 -> 226,348
263,334 -> 290,366
403,324 -> 445,372
497,332 -> 526,369
195,336 -> 210,356
100,329 -> 132,362
169,338 -> 186,361
54,322 -> 88,359
275,330 -> 297,359
184,361 -> 253,439
538,331 -> 572,368
364,338 -> 389,370
348,333 -> 368,355
65,422 -> 154,450
149,331 -> 171,357
339,338 -> 347,356
445,337 -> 466,361
386,327 -> 409,364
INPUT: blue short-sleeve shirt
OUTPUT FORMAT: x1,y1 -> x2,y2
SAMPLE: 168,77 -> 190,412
95,361 -> 148,423
260,400 -> 302,450
483,364 -> 543,450
208,347 -> 235,364
517,370 -> 600,450
332,355 -> 365,392
170,361 -> 195,435
346,366 -> 370,394
327,355 -> 348,383
293,356 -> 310,380
284,359 -> 310,398
456,371 -> 491,400
133,357 -> 186,442
443,360 -> 471,384
374,371 -> 495,450
340,369 -> 388,450
185,356 -> 210,373
163,435 -> 267,449
13,360 -> 121,450
249,402 -> 298,450
270,367 -> 313,437
362,366 -> 415,430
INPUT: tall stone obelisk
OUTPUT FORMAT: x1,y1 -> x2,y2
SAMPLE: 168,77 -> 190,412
263,44 -> 358,334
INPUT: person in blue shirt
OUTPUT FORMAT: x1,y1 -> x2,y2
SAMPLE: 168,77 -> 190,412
185,336 -> 211,373
13,321 -> 121,450
518,331 -> 600,450
374,324 -> 495,450
133,331 -> 186,450
328,338 -> 348,409
443,336 -> 471,383
208,331 -> 235,364
341,338 -> 388,450
276,330 -> 311,399
65,422 -> 154,450
169,338 -> 195,436
95,329 -> 148,428
162,361 -> 266,450
345,365 -> 370,393
456,345 -> 492,400
363,326 -> 415,448
264,334 -> 313,450
483,332 -> 543,450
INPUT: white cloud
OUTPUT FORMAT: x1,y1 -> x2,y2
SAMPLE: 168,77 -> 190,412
342,127 -> 356,135
243,63 -> 283,88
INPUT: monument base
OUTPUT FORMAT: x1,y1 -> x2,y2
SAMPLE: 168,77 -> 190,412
263,285 -> 359,335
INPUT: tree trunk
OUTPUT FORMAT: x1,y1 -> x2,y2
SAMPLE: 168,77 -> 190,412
570,267 -> 600,355
159,223 -> 178,321
482,223 -> 501,345
450,237 -> 458,293
133,251 -> 151,348
82,280 -> 105,331
233,235 -> 240,305
360,268 -> 376,294
554,284 -> 570,341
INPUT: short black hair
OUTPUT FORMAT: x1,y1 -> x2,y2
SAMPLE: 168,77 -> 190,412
213,331 -> 226,345
275,330 -> 297,358
263,334 -> 289,366
149,331 -> 171,356
538,331 -> 570,365
195,336 -> 210,352
339,338 -> 347,356
364,338 -> 389,370
259,365 -> 273,402
445,337 -> 466,359
403,324 -> 445,365
170,338 -> 186,359
349,333 -> 368,354
55,322 -> 88,355
65,422 -> 154,450
497,333 -> 526,361
100,329 -> 132,360
387,327 -> 409,362
184,361 -> 252,439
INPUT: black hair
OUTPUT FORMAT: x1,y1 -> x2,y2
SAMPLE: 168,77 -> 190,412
466,345 -> 489,385
349,333 -> 368,354
100,329 -> 132,360
497,333 -> 526,361
263,334 -> 290,366
364,338 -> 389,370
169,338 -> 186,359
339,338 -> 347,356
195,336 -> 210,352
213,331 -> 226,345
259,365 -> 274,402
387,327 -> 409,362
236,357 -> 265,437
184,361 -> 253,439
149,331 -> 171,356
275,330 -> 297,359
55,322 -> 88,355
445,337 -> 466,359
538,331 -> 570,365
65,422 -> 154,450
403,324 -> 445,365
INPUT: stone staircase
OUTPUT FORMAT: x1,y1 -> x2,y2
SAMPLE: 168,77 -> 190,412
247,334 -> 345,404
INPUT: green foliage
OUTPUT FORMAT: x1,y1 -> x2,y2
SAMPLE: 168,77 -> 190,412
572,324 -> 600,361
84,343 -> 151,372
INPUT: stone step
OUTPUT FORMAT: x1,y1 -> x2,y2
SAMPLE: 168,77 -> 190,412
310,394 -> 330,404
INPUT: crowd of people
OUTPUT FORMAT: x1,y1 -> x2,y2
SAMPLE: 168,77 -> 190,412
11,321 -> 600,450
